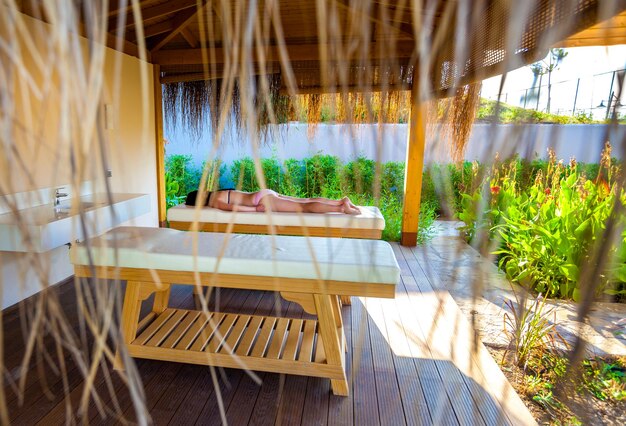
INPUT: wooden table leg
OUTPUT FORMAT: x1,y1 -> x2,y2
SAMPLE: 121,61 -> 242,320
331,295 -> 348,353
314,294 -> 348,396
115,281 -> 169,369
339,295 -> 352,305
152,284 -> 171,314
114,281 -> 143,370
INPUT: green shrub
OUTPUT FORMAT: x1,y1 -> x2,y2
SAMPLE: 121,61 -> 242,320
165,155 -> 202,195
164,154 -> 202,207
199,159 -> 226,192
342,157 -> 376,196
303,154 -> 341,197
231,157 -> 259,191
381,162 -> 405,200
457,145 -> 625,300
261,157 -> 283,191
281,158 -> 306,196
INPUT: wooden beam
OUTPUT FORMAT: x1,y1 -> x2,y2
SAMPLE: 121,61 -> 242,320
161,69 -> 280,84
400,69 -> 426,247
149,3 -> 208,53
557,36 -> 626,47
153,64 -> 166,226
335,0 -> 414,38
142,20 -> 175,38
280,83 -> 411,95
108,0 -> 195,29
152,40 -> 416,65
180,27 -> 199,48
556,10 -> 626,47
105,32 -> 148,60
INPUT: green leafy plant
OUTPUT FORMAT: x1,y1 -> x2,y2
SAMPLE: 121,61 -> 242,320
165,171 -> 185,208
582,358 -> 626,401
165,154 -> 202,207
457,145 -> 625,300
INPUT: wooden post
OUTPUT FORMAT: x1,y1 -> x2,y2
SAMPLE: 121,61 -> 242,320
400,75 -> 426,247
153,64 -> 166,226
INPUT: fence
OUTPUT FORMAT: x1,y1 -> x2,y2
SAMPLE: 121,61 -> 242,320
482,69 -> 625,121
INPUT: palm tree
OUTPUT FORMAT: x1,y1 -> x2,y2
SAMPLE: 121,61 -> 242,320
546,48 -> 568,113
524,48 -> 568,113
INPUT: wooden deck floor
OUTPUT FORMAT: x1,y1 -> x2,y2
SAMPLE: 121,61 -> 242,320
2,243 -> 535,425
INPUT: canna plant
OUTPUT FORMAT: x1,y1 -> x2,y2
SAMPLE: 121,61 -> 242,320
459,144 -> 625,300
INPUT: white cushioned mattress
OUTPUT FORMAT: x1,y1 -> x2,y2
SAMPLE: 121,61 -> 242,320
70,227 -> 400,285
167,204 -> 385,230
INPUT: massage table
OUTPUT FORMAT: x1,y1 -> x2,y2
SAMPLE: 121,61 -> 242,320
167,204 -> 387,305
167,204 -> 385,239
70,226 -> 399,396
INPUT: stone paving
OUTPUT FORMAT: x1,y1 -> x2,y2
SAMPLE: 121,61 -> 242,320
420,220 -> 626,357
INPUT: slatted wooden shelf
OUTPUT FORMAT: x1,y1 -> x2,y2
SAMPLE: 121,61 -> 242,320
127,308 -> 345,380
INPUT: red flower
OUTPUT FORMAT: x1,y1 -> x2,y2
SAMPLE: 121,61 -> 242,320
544,188 -> 551,195
491,186 -> 500,195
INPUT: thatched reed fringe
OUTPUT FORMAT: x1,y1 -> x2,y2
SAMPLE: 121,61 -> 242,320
449,83 -> 481,163
162,64 -> 416,140
163,83 -> 414,141
433,83 -> 481,164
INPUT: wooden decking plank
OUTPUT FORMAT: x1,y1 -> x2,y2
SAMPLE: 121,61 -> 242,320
224,291 -> 278,425
301,376 -> 330,426
249,297 -> 306,426
162,366 -> 214,426
365,297 -> 407,426
350,297 -> 380,426
274,302 -> 310,426
411,244 -> 518,425
406,244 -> 520,425
97,286 -> 195,425
195,288 -> 269,424
89,287 -> 194,424
148,364 -> 207,425
369,285 -> 432,426
20,284 -> 189,425
399,244 -> 497,425
393,246 -> 460,426
166,287 -> 253,425
327,303 -> 354,426
247,372 -> 283,426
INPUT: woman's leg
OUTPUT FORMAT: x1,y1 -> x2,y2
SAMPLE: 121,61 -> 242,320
278,194 -> 358,209
261,195 -> 359,214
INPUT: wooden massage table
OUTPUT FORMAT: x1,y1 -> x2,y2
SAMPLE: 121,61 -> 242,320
70,227 -> 399,395
167,204 -> 387,305
167,204 -> 386,239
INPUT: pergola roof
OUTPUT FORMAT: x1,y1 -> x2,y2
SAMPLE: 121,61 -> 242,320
19,0 -> 626,95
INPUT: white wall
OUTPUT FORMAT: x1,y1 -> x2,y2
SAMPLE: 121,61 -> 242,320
165,122 -> 625,168
0,12 -> 157,309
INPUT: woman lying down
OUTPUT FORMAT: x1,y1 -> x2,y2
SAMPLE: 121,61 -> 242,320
185,189 -> 361,215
